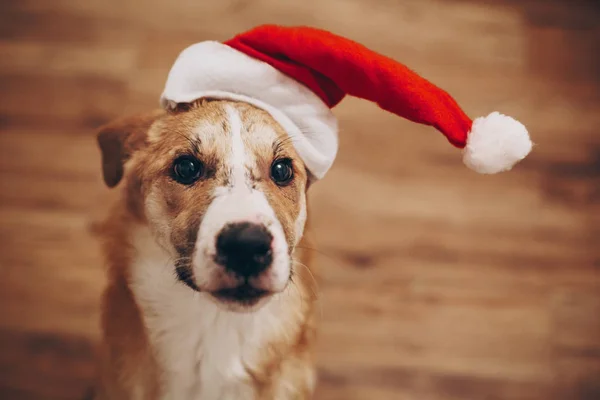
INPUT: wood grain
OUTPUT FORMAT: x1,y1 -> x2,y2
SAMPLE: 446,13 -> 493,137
0,0 -> 598,399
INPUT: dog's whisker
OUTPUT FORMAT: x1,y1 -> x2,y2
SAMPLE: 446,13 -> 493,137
288,277 -> 305,314
296,245 -> 346,270
292,260 -> 320,297
292,260 -> 323,320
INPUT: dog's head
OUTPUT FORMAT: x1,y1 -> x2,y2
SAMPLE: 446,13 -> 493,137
97,100 -> 309,311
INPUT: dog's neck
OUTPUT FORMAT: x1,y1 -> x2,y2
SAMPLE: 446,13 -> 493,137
125,224 -> 312,399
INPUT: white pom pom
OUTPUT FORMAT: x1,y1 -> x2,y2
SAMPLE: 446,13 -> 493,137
462,112 -> 532,174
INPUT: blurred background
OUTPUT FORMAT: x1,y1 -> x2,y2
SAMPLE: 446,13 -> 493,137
0,0 -> 598,399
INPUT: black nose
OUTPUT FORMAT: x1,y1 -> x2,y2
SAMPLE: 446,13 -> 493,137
215,222 -> 273,277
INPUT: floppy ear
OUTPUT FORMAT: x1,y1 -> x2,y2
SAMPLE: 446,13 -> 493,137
97,110 -> 164,188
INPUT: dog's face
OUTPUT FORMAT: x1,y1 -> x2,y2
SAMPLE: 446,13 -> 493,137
97,100 -> 309,311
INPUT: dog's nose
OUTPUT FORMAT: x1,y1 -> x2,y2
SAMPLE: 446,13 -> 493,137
215,222 -> 273,277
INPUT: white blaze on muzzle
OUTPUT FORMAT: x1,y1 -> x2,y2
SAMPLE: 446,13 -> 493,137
191,106 -> 291,291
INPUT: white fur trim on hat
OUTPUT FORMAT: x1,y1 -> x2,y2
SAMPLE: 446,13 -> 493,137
160,41 -> 338,179
462,112 -> 532,174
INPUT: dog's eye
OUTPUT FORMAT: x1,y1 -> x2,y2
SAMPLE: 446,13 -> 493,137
271,158 -> 294,186
172,156 -> 203,185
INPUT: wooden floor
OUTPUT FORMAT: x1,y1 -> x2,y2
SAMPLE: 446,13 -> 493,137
0,0 -> 599,399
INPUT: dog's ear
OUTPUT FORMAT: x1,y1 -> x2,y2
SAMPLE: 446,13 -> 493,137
97,110 -> 164,188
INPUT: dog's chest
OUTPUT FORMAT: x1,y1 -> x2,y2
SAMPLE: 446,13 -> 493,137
149,304 -> 260,400
132,281 -> 280,399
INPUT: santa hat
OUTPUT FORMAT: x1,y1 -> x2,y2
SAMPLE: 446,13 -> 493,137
161,25 -> 532,179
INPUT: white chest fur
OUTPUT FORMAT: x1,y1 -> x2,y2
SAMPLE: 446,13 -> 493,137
129,228 -> 297,400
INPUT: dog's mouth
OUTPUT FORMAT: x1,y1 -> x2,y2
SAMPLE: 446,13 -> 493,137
210,284 -> 271,306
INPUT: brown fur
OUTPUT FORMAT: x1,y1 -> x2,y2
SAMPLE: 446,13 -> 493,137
94,100 -> 317,399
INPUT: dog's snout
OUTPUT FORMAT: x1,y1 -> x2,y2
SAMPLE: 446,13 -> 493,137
215,222 -> 273,277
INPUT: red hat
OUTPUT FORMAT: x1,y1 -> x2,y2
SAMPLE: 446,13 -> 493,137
161,25 -> 532,178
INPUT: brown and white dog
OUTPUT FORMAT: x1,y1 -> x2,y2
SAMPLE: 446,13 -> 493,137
94,99 -> 318,400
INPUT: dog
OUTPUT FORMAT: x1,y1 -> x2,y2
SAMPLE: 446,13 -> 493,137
94,99 -> 319,399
